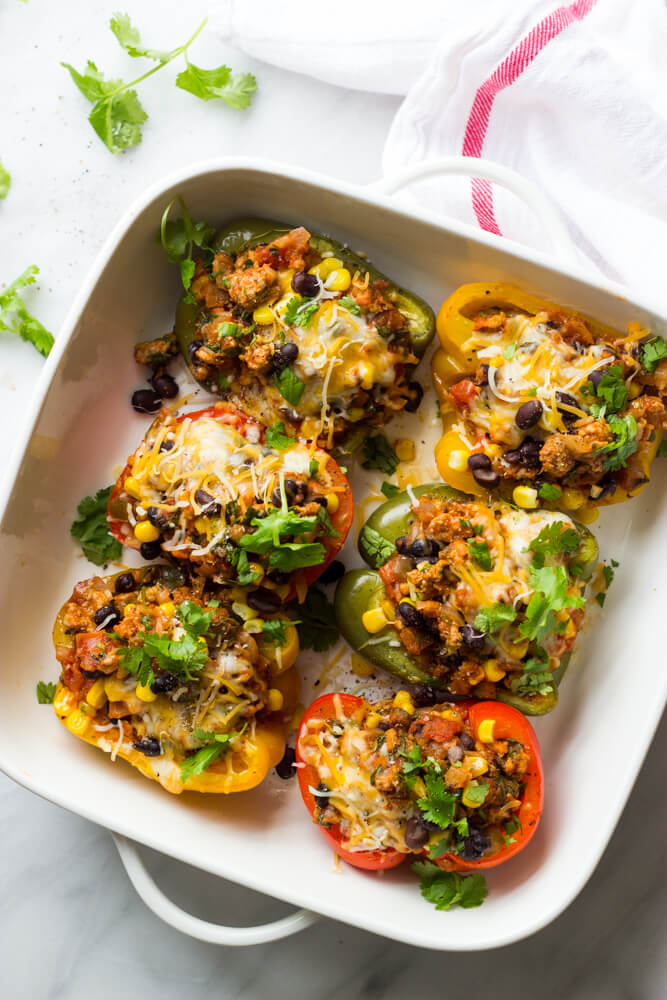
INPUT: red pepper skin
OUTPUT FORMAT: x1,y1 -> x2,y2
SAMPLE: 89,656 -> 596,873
448,378 -> 479,411
106,402 -> 354,595
297,695 -> 544,873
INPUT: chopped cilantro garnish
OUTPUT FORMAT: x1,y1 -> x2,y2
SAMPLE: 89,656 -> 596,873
361,433 -> 399,475
474,602 -> 517,635
467,538 -> 492,571
359,525 -> 395,568
411,862 -> 487,911
527,521 -> 580,568
0,159 -> 10,200
381,481 -> 401,499
520,566 -> 584,643
284,295 -> 320,328
36,681 -> 57,704
179,729 -> 241,783
538,482 -> 562,501
71,486 -> 122,566
160,195 -> 214,297
503,343 -> 517,361
0,265 -> 54,357
338,295 -> 362,315
273,366 -> 306,406
239,497 -> 326,573
265,421 -> 293,450
462,782 -> 489,807
116,600 -> 213,689
230,548 -> 263,586
417,770 -> 458,829
641,337 -> 667,373
602,413 -> 638,471
261,619 -> 296,645
657,440 -> 667,458
588,363 -> 627,413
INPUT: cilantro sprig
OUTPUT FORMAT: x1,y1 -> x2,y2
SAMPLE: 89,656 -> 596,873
601,414 -> 638,471
520,565 -> 585,643
160,195 -> 215,297
474,602 -> 517,635
362,434 -> 399,476
71,486 -> 122,566
238,480 -> 329,573
587,363 -> 628,414
358,525 -> 395,569
284,296 -> 320,328
180,727 -> 244,783
527,521 -> 580,569
641,337 -> 667,373
116,600 -> 214,688
265,421 -> 293,451
467,538 -> 492,571
0,266 -> 54,357
63,15 -> 256,155
412,861 -> 487,911
36,681 -> 57,704
273,367 -> 306,407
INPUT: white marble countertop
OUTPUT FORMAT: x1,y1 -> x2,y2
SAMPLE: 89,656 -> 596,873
0,3 -> 664,997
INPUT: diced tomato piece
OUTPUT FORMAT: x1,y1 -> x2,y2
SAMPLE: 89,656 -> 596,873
449,379 -> 479,411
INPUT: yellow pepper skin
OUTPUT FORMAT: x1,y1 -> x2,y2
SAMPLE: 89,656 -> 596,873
432,283 -> 663,511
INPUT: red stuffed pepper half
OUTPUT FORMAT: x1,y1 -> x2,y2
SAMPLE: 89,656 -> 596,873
107,402 -> 353,602
296,691 -> 543,871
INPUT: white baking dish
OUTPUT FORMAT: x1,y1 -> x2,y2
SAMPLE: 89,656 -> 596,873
0,157 -> 664,952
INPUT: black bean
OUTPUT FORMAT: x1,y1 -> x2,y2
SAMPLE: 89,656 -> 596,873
131,388 -> 162,414
159,439 -> 175,452
147,506 -> 167,529
594,475 -> 617,499
555,390 -> 580,423
114,572 -> 136,594
395,536 -> 410,554
291,271 -> 320,298
471,466 -> 501,489
447,745 -> 464,764
459,732 -> 475,751
411,684 -> 439,707
310,495 -> 328,508
459,827 -> 492,861
134,738 -> 162,757
150,672 -> 179,694
517,437 -> 542,469
187,340 -> 203,361
247,588 -> 282,615
275,745 -> 296,780
515,399 -> 543,429
467,452 -> 492,471
319,560 -> 345,585
151,372 -> 179,399
435,649 -> 463,669
272,342 -> 299,372
267,570 -> 290,585
405,816 -> 431,849
314,781 -> 330,811
478,363 -> 490,386
504,448 -> 522,465
194,488 -> 222,516
460,623 -> 486,650
404,381 -> 424,413
397,602 -> 428,631
409,537 -> 439,559
93,604 -> 120,629
140,540 -> 161,561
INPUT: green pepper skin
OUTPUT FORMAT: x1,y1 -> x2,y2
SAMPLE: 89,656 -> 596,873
175,217 -> 436,390
339,483 -> 599,716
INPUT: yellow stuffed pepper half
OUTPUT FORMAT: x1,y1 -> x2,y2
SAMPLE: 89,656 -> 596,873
432,283 -> 666,513
51,564 -> 299,794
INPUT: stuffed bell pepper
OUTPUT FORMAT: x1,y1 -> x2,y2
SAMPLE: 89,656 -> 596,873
432,283 -> 666,511
296,692 -> 543,871
51,564 -> 300,794
163,218 -> 434,450
335,484 -> 598,714
107,402 -> 353,601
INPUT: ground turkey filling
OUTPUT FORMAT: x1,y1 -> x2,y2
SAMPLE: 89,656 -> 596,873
54,566 -> 269,766
447,308 -> 666,500
378,495 -> 588,700
299,696 -> 529,863
136,226 -> 422,446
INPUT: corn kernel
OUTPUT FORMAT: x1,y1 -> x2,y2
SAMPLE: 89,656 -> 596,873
628,381 -> 642,400
134,520 -> 160,543
124,476 -> 142,500
136,682 -> 156,703
194,517 -> 210,534
561,488 -> 586,510
327,268 -> 352,292
576,506 -> 599,525
86,678 -> 107,709
351,653 -> 375,677
267,688 -> 284,712
159,601 -> 176,617
413,777 -> 427,799
53,687 -> 76,716
309,257 -> 342,279
279,270 -> 295,293
358,362 -> 375,390
325,492 -> 339,514
365,712 -> 381,729
123,603 -> 136,618
467,756 -> 489,777
348,408 -> 365,422
395,439 -> 415,462
477,719 -> 496,743
104,677 -> 129,701
381,600 -> 396,622
65,710 -> 89,737
362,607 -> 389,634
252,305 -> 274,325
232,602 -> 253,621
393,690 -> 415,715
244,618 -> 264,634
513,485 -> 538,509
483,660 -> 506,683
448,449 -> 469,471
462,781 -> 488,808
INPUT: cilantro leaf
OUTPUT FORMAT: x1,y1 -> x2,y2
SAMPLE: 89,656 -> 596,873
0,266 -> 54,357
527,521 -> 580,569
116,643 -> 154,688
261,619 -> 290,645
268,542 -> 326,572
110,12 -> 171,62
381,481 -> 400,499
538,483 -> 562,501
520,565 -> 585,643
160,195 -> 215,296
175,62 -> 257,109
0,159 -> 10,200
359,525 -> 396,569
462,782 -> 489,807
467,538 -> 492,571
62,60 -> 148,154
177,600 -> 213,637
362,434 -> 399,475
587,363 -> 627,413
179,733 -> 237,783
418,771 -> 458,829
503,343 -> 517,360
273,367 -> 306,406
71,486 -> 122,566
399,743 -> 425,790
602,414 -> 638,471
265,421 -> 293,450
287,586 -> 338,652
239,507 -> 321,554
474,602 -> 516,635
411,861 -> 487,911
338,295 -> 361,316
36,681 -> 57,704
284,295 -> 320,328
229,548 -> 262,586
641,337 -> 667,373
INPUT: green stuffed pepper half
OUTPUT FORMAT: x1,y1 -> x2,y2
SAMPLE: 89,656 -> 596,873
173,218 -> 434,451
335,483 -> 598,715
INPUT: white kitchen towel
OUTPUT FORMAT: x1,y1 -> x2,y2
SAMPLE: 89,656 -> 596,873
216,0 -> 667,305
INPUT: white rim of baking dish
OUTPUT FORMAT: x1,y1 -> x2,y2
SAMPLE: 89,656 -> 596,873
1,155 -> 665,949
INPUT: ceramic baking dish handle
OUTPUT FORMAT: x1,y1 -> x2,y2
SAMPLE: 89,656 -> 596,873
376,156 -> 577,264
113,833 -> 318,945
